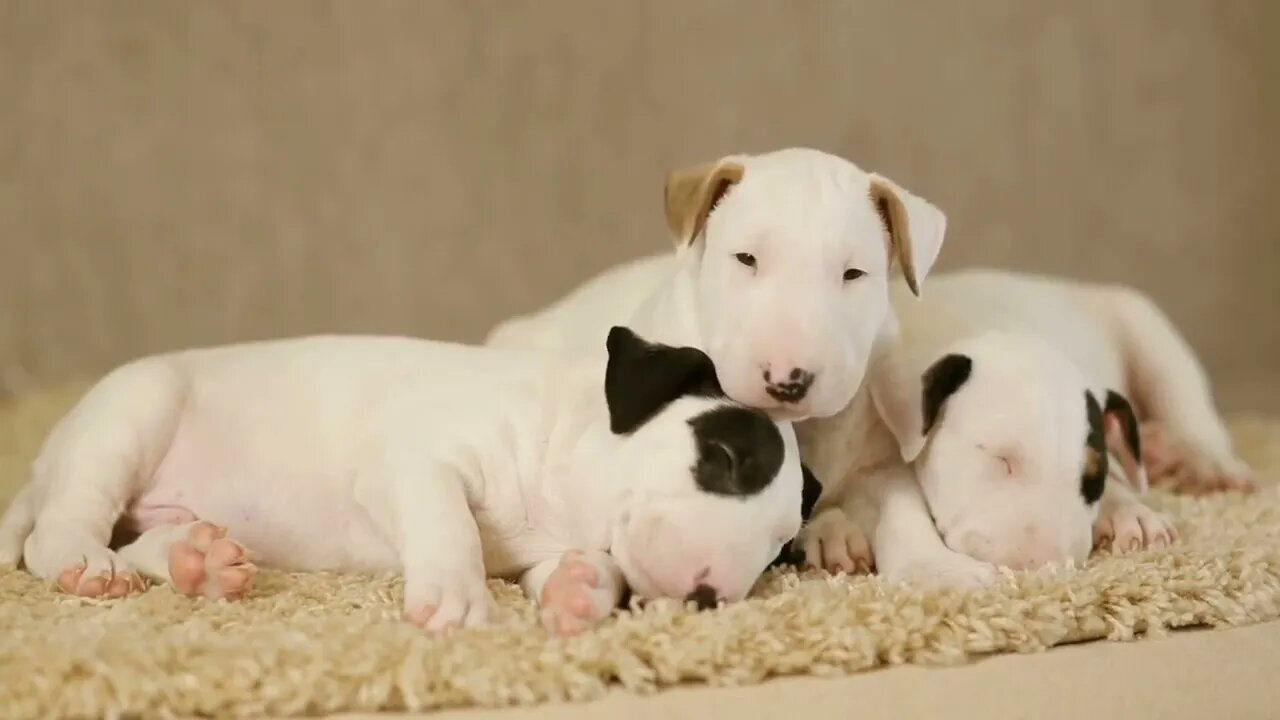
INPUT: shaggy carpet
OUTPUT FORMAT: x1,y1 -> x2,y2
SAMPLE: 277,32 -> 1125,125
2,384 -> 1279,719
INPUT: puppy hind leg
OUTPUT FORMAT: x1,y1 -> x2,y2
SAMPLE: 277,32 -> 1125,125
1091,286 -> 1254,492
22,360 -> 187,597
0,483 -> 37,566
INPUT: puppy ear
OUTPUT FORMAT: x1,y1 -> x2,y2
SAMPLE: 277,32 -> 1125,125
868,174 -> 947,297
1081,391 -> 1109,504
604,326 -> 722,434
921,354 -> 972,435
664,158 -> 745,247
868,341 -> 929,462
1103,390 -> 1148,493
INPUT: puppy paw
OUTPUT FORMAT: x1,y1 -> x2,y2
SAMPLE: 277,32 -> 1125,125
168,522 -> 256,599
56,547 -> 145,598
884,552 -> 999,589
1094,499 -> 1178,553
403,574 -> 492,634
801,508 -> 874,575
538,550 -> 617,636
1141,423 -> 1255,494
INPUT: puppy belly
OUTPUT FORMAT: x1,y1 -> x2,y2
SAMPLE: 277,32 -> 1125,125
130,434 -> 399,573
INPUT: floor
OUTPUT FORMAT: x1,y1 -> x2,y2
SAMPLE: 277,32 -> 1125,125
330,620 -> 1280,719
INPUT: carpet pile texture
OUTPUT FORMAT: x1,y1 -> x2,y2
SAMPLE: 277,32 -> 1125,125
2,384 -> 1278,718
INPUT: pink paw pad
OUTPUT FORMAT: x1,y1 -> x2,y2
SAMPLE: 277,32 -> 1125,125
539,551 -> 603,636
168,522 -> 256,599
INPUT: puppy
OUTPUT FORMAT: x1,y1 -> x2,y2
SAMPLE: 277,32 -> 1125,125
800,270 -> 1248,585
0,328 -> 806,635
487,147 -> 948,422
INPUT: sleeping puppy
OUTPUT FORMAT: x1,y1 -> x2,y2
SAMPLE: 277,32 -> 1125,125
869,331 -> 1169,579
802,269 -> 1245,585
0,328 -> 807,636
885,270 -> 1254,495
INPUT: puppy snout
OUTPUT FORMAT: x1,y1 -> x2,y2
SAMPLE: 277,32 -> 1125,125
763,367 -> 816,403
685,583 -> 719,611
954,528 -> 1065,571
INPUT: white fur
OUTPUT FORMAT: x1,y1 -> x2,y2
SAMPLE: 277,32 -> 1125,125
486,147 -> 946,422
801,269 -> 1247,585
0,335 -> 803,631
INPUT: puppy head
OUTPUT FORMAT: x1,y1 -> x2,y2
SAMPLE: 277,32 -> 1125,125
893,332 -> 1145,571
601,326 -> 805,604
663,147 -> 947,421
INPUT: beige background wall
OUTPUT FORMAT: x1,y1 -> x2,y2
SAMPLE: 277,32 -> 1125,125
2,1 -> 1277,403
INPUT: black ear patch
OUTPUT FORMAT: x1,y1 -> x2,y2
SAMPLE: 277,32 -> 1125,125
769,463 -> 824,569
1081,390 -> 1108,504
921,354 -> 973,435
604,326 -> 723,435
687,406 -> 783,497
1103,390 -> 1142,460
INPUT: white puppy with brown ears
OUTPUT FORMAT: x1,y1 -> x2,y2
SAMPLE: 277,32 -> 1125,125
487,148 -> 949,571
800,269 -> 1253,586
487,147 -> 947,423
0,328 -> 807,636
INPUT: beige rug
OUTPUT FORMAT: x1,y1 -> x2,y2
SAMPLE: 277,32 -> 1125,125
2,385 -> 1279,719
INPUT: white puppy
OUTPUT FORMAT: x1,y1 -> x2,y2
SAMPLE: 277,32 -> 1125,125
487,147 -> 947,422
0,328 -> 806,636
800,270 -> 1251,585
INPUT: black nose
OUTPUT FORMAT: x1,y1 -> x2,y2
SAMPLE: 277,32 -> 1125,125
685,584 -> 719,611
765,369 -> 815,403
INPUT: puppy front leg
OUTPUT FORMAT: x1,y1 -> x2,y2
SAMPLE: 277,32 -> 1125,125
357,461 -> 492,633
520,550 -> 625,636
869,465 -> 998,588
1093,481 -> 1178,553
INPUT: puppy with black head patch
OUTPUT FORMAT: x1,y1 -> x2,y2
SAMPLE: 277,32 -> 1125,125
800,269 -> 1239,586
876,332 -> 1166,574
0,327 -> 811,636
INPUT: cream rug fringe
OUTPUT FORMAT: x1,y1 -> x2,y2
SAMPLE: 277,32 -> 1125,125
2,385 -> 1278,718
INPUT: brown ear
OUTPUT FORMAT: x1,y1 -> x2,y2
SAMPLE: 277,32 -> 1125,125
868,175 -> 947,297
663,160 -> 745,246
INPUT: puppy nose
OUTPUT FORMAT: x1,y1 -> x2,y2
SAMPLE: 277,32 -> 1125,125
764,368 -> 816,403
685,583 -> 719,611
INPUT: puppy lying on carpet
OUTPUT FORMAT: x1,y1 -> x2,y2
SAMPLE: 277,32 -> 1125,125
800,269 -> 1253,585
480,144 -> 1244,584
0,327 -> 807,635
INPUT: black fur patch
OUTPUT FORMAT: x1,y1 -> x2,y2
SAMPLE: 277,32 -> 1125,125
685,583 -> 719,611
687,405 -> 784,497
604,326 -> 723,435
769,463 -> 824,568
1081,391 -> 1108,504
1104,390 -> 1142,459
921,354 -> 973,435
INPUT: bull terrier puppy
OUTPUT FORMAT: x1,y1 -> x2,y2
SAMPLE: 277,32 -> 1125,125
0,328 -> 808,636
486,148 -> 948,575
800,270 -> 1250,585
486,147 -> 947,424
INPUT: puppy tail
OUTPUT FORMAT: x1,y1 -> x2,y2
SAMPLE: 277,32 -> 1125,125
0,482 -> 35,567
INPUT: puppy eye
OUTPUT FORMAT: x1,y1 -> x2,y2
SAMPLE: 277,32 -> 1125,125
733,252 -> 757,269
977,444 -> 1014,476
842,268 -> 866,282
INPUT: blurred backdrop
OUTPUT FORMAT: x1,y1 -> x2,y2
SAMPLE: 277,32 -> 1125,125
2,1 -> 1277,407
